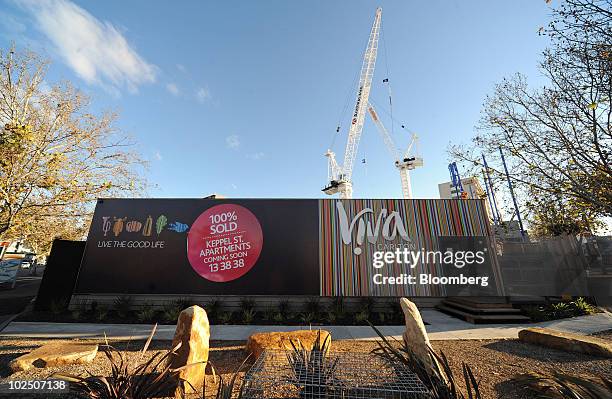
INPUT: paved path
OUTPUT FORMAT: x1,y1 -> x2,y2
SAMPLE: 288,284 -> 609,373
1,310 -> 610,341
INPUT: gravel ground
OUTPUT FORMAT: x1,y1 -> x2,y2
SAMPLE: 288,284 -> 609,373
1,337 -> 610,398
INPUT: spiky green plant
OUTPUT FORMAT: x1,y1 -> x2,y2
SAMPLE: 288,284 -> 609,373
272,312 -> 284,323
573,297 -> 597,315
174,297 -> 193,311
217,311 -> 232,324
113,295 -> 134,318
286,330 -> 339,397
205,299 -> 222,319
328,300 -> 346,323
53,325 -> 198,399
369,322 -> 481,399
207,356 -> 251,399
512,371 -> 612,398
96,306 -> 110,322
278,300 -> 291,317
324,310 -> 337,324
299,312 -> 315,324
161,302 -> 182,324
137,303 -> 156,323
239,298 -> 255,312
261,307 -> 275,322
354,310 -> 369,324
305,298 -> 321,315
241,308 -> 256,324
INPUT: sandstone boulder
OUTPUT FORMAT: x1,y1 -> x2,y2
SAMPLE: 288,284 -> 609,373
400,298 -> 436,371
518,327 -> 612,358
10,343 -> 98,372
169,305 -> 210,394
246,330 -> 331,359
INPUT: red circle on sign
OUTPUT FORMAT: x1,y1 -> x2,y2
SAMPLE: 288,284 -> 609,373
187,204 -> 263,282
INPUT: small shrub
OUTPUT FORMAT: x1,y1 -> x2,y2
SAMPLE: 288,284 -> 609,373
262,308 -> 276,322
574,297 -> 597,315
324,311 -> 337,324
161,302 -> 182,324
137,303 -> 156,323
217,311 -> 232,324
95,306 -> 109,322
354,310 -> 369,324
272,312 -> 284,323
332,297 -> 344,313
287,331 -> 338,397
175,297 -> 193,310
522,298 -> 598,322
241,308 -> 256,324
239,297 -> 255,312
278,300 -> 290,316
205,299 -> 222,318
299,312 -> 315,324
305,298 -> 321,315
327,303 -> 346,324
113,295 -> 134,318
89,301 -> 98,313
377,312 -> 388,324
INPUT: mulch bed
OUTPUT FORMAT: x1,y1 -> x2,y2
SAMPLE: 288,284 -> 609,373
1,336 -> 610,398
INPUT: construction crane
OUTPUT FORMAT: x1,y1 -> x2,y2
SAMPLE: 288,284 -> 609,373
367,104 -> 423,198
323,7 -> 382,199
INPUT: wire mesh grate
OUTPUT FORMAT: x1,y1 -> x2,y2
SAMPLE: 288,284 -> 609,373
242,350 -> 431,398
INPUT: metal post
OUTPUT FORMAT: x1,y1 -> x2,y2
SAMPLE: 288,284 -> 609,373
499,147 -> 525,238
482,154 -> 502,223
482,169 -> 497,224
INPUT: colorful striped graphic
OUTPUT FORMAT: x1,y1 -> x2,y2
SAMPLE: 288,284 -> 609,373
318,199 -> 502,296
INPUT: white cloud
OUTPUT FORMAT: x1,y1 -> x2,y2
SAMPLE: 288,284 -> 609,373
166,83 -> 179,96
176,64 -> 186,72
248,152 -> 265,160
225,135 -> 240,149
196,87 -> 211,103
154,151 -> 162,161
230,183 -> 237,190
17,0 -> 156,93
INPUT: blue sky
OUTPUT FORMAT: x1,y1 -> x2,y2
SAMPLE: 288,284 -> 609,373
1,0 -> 553,199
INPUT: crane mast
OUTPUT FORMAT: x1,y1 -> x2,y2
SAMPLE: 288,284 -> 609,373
367,104 -> 423,199
323,7 -> 382,199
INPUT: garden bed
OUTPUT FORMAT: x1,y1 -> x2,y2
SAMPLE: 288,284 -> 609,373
1,335 -> 610,398
21,297 -> 410,326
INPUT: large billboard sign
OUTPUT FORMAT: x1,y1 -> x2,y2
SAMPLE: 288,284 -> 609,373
75,198 -> 504,296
